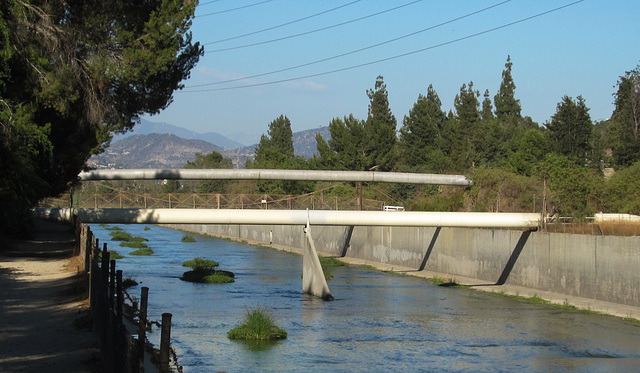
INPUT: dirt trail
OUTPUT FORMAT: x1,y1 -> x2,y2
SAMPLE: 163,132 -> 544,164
0,220 -> 100,372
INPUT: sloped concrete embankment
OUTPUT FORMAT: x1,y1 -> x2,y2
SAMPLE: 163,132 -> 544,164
164,223 -> 640,319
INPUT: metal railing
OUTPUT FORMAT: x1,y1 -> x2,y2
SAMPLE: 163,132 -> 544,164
42,192 -> 387,211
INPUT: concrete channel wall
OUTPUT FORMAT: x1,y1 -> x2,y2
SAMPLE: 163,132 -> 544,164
165,223 -> 640,309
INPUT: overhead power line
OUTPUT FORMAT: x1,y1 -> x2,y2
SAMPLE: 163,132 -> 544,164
188,0 -> 512,89
183,0 -> 584,93
203,0 -> 361,44
196,0 -> 274,18
206,0 -> 423,53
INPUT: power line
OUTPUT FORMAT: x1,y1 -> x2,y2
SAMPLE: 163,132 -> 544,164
183,0 -> 585,93
188,0 -> 512,89
196,0 -> 274,18
206,0 -> 423,53
198,0 -> 222,7
203,0 -> 361,45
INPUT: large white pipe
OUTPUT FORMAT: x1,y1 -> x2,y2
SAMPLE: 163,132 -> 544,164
35,208 -> 540,229
78,169 -> 471,186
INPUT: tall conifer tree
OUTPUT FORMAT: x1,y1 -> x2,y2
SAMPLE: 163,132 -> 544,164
365,76 -> 397,171
494,56 -> 522,122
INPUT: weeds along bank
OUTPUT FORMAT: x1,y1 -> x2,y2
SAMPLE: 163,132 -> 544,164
163,223 -> 640,318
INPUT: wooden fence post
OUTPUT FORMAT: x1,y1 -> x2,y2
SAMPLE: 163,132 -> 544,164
138,287 -> 149,373
116,270 -> 123,323
159,313 -> 173,372
109,260 -> 116,310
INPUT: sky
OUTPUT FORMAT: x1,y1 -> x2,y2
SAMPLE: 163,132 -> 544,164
142,0 -> 640,145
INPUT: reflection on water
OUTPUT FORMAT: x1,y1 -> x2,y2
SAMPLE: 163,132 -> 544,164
93,224 -> 640,372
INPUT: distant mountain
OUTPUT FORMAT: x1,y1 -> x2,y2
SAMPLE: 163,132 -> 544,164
117,119 -> 245,149
293,127 -> 331,158
89,133 -> 225,169
90,126 -> 331,169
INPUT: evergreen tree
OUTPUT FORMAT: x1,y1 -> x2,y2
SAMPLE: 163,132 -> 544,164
481,89 -> 495,121
494,55 -> 522,122
399,84 -> 446,168
453,82 -> 481,168
184,151 -> 233,193
608,65 -> 640,166
365,76 -> 397,171
546,95 -> 593,162
252,115 -> 294,168
249,115 -> 311,194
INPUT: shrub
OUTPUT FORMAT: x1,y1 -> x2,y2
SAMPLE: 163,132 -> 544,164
181,235 -> 197,242
110,231 -> 135,241
181,269 -> 235,284
227,307 -> 287,340
119,241 -> 149,249
182,257 -> 219,270
130,248 -> 154,256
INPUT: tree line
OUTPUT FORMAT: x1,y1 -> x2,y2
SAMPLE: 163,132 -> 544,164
239,57 -> 640,218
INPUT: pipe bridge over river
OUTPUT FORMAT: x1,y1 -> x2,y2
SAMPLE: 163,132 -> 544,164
36,169 -> 542,300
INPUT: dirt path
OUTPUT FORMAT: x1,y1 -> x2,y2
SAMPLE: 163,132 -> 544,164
0,220 -> 101,372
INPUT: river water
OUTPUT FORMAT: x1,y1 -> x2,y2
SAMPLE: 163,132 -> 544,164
92,224 -> 640,372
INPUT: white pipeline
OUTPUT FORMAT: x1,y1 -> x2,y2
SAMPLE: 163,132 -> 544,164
78,169 -> 471,186
35,208 -> 541,229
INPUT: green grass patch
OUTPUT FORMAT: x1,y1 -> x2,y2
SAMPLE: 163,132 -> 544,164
119,241 -> 149,249
130,248 -> 154,256
110,231 -> 134,241
106,226 -> 123,231
319,256 -> 345,268
181,235 -> 197,242
228,307 -> 287,341
181,268 -> 234,283
430,276 -> 467,288
182,257 -> 219,270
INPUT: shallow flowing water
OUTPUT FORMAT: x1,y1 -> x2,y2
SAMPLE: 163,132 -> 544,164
92,224 -> 640,372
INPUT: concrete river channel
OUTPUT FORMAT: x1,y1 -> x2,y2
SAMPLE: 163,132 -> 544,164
92,224 -> 640,372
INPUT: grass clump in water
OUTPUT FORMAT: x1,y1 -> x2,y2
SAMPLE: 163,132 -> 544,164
182,257 -> 219,270
181,235 -> 197,242
180,257 -> 234,284
317,256 -> 345,280
110,231 -> 135,241
130,248 -> 154,256
431,276 -> 466,288
228,306 -> 287,341
119,241 -> 149,249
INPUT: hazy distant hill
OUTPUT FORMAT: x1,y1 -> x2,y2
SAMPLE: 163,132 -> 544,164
116,119 -> 246,149
294,126 -> 330,158
90,126 -> 331,169
89,133 -> 225,169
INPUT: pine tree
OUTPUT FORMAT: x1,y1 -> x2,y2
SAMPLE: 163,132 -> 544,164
365,76 -> 397,171
399,84 -> 446,168
547,95 -> 593,162
253,115 -> 294,168
608,65 -> 640,166
494,55 -> 522,122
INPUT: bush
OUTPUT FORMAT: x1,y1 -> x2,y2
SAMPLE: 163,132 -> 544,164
119,241 -> 149,249
182,257 -> 219,270
181,269 -> 235,284
130,248 -> 154,256
181,235 -> 196,242
110,231 -> 135,241
227,307 -> 287,340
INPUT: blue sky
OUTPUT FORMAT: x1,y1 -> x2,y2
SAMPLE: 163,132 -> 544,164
143,0 -> 639,145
